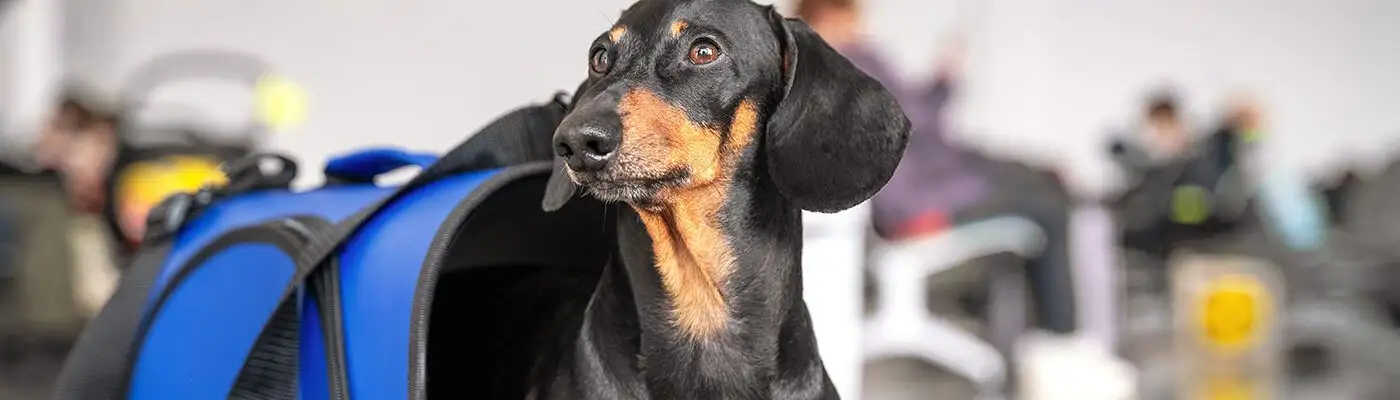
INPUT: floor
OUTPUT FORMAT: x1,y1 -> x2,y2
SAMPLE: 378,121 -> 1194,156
0,346 -> 65,399
864,358 -> 978,400
0,290 -> 69,400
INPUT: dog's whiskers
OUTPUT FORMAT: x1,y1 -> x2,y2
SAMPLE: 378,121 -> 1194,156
593,7 -> 612,28
601,200 -> 610,234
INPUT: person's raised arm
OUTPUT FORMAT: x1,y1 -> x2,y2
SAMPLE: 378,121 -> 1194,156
908,34 -> 964,112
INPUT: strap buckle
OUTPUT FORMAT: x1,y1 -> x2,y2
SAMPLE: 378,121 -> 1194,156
142,189 -> 214,243
141,153 -> 298,243
220,153 -> 298,195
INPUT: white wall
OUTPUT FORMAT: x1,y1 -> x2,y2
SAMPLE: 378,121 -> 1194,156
0,0 -> 61,142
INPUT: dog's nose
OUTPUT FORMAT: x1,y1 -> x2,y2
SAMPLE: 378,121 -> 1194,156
554,127 -> 618,172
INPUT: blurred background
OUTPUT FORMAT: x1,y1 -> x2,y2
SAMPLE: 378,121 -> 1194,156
3,0 -> 1400,398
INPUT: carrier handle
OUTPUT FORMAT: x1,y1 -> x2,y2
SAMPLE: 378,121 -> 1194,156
324,147 -> 439,184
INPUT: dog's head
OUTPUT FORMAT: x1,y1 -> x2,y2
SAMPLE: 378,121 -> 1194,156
543,0 -> 909,214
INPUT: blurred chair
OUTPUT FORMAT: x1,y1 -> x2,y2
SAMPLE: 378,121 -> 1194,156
864,216 -> 1046,396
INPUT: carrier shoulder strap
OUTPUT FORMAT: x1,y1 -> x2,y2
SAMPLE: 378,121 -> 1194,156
52,152 -> 297,400
50,237 -> 175,400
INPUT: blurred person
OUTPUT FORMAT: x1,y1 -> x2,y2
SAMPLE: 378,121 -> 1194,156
1108,91 -> 1194,168
1108,89 -> 1261,183
33,90 -> 101,170
1110,91 -> 1202,261
33,88 -> 123,215
63,116 -> 121,215
1109,90 -> 1300,260
798,0 -> 1077,334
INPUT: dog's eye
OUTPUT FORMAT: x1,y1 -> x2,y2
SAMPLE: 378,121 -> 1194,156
590,48 -> 611,74
687,39 -> 721,65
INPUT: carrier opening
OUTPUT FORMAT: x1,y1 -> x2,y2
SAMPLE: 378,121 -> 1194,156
423,173 -> 613,398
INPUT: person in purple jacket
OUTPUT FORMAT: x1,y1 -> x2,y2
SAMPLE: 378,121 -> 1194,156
798,0 -> 1076,334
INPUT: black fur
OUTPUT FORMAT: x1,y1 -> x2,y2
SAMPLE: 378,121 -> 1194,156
763,16 -> 910,213
531,0 -> 909,398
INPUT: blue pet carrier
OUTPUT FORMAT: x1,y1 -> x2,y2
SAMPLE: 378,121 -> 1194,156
51,94 -> 614,400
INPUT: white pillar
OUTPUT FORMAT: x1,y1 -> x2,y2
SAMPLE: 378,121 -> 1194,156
802,205 -> 870,399
1,0 -> 64,147
1070,204 -> 1120,351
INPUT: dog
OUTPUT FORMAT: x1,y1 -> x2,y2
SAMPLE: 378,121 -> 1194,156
530,0 -> 910,398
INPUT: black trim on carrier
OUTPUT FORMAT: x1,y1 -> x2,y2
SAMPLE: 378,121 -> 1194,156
309,245 -> 351,400
51,238 -> 175,400
227,216 -> 347,400
407,162 -> 551,400
406,161 -> 614,400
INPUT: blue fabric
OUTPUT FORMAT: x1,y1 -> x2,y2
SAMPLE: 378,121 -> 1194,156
141,184 -> 390,400
1257,170 -> 1326,250
150,184 -> 394,299
325,148 -> 439,183
133,165 -> 502,400
130,244 -> 297,399
339,169 -> 499,399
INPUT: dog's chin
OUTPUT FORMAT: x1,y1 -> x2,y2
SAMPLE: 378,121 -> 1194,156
570,171 -> 686,207
583,184 -> 657,205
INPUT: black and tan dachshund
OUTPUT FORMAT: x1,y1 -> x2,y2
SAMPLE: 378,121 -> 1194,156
527,0 -> 910,398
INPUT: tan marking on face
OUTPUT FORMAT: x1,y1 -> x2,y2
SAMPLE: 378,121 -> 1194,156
616,89 -> 760,340
670,20 -> 688,38
724,98 -> 759,152
615,89 -> 722,184
609,26 -> 627,43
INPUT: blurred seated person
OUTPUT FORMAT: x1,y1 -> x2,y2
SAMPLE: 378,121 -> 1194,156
1111,92 -> 1211,259
1108,92 -> 1196,167
32,87 -> 122,215
1109,91 -> 1297,259
798,0 -> 1076,334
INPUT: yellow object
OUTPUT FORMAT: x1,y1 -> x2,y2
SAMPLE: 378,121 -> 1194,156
254,74 -> 308,132
1197,374 -> 1257,400
1172,185 -> 1212,224
114,156 -> 229,241
1196,274 -> 1271,353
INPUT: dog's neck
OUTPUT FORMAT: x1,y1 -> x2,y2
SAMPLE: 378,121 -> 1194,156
582,168 -> 826,397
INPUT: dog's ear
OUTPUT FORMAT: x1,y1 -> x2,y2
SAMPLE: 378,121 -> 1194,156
763,11 -> 911,213
542,80 -> 592,212
541,157 -> 579,212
